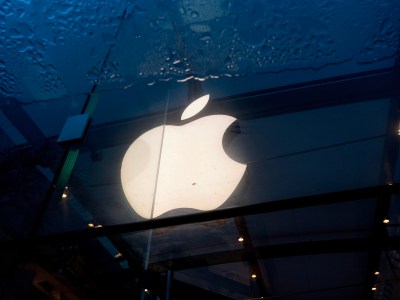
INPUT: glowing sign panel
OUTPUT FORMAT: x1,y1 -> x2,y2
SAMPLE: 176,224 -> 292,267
121,95 -> 246,219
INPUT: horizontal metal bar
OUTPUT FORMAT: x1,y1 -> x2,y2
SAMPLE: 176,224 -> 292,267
1,183 -> 400,248
83,67 -> 400,151
150,236 -> 400,272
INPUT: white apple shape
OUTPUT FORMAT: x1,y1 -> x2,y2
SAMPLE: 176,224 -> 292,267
121,94 -> 246,219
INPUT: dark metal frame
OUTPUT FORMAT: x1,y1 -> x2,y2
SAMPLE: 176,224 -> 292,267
2,184 -> 400,245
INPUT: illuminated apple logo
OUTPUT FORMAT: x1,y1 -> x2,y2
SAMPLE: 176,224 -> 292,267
121,94 -> 246,219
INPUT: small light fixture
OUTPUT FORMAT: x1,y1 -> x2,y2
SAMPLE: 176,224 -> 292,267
374,271 -> 380,275
61,186 -> 69,199
371,286 -> 377,291
144,288 -> 149,293
383,219 -> 390,224
88,222 -> 102,228
114,253 -> 123,259
238,237 -> 244,242
251,273 -> 257,279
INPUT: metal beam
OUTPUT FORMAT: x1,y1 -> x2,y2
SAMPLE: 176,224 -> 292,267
215,67 -> 400,120
365,95 -> 400,299
149,237 -> 400,272
2,184 -> 400,248
81,67 -> 400,152
1,98 -> 46,149
234,216 -> 271,297
172,279 -> 236,300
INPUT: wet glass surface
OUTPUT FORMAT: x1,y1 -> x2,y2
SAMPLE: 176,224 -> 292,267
0,0 -> 399,100
0,1 -> 399,299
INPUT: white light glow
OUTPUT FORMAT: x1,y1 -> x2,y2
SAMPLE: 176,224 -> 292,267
61,187 -> 69,199
121,99 -> 246,219
181,94 -> 209,120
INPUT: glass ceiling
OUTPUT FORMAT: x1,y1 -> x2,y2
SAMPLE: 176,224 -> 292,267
1,1 -> 400,300
0,0 -> 399,101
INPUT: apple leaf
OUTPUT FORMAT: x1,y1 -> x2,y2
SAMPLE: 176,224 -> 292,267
181,94 -> 210,120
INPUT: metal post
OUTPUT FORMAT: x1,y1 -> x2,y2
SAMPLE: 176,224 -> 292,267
165,270 -> 173,300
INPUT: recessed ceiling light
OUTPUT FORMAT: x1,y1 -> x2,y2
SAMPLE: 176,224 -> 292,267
371,286 -> 377,291
383,219 -> 390,224
374,271 -> 380,275
61,187 -> 69,199
114,253 -> 123,259
238,237 -> 244,242
251,274 -> 257,279
87,223 -> 95,228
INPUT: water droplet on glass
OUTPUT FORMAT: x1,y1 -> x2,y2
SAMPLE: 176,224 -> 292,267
191,11 -> 199,18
